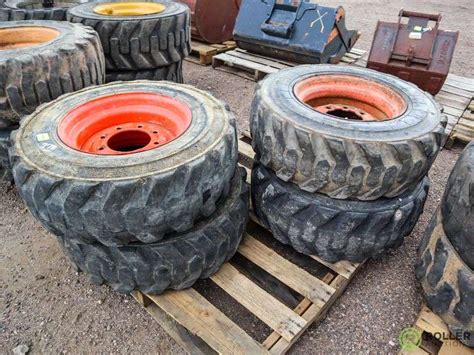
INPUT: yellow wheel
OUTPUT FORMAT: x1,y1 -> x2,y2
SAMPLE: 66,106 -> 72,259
93,2 -> 165,16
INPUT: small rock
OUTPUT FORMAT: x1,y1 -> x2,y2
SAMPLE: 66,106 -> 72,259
389,340 -> 396,347
13,344 -> 29,355
35,275 -> 45,280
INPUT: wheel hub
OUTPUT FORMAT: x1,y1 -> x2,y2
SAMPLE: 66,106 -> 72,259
58,92 -> 192,155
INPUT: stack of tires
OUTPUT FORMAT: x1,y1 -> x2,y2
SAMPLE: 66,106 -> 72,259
0,0 -> 86,21
10,80 -> 247,294
250,65 -> 447,262
67,1 -> 191,84
0,20 -> 105,184
416,142 -> 473,348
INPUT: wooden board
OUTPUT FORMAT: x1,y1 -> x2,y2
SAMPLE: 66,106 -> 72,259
447,99 -> 474,146
133,135 -> 364,354
400,305 -> 474,355
212,48 -> 366,81
185,40 -> 237,66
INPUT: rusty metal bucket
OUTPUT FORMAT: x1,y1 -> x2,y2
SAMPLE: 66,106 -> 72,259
175,0 -> 240,44
368,10 -> 459,95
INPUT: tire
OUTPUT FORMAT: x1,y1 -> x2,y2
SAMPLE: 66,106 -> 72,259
105,61 -> 183,83
416,209 -> 473,348
67,1 -> 191,71
0,127 -> 16,184
250,65 -> 446,201
441,142 -> 474,269
252,162 -> 429,262
57,167 -> 248,294
0,21 -> 105,127
10,81 -> 238,246
0,0 -> 86,21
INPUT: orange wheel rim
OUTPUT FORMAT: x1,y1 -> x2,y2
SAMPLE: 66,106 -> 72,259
58,93 -> 192,155
0,27 -> 60,50
294,75 -> 407,121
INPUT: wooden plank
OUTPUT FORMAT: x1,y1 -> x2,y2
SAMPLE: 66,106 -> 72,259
268,274 -> 356,354
239,139 -> 255,159
446,74 -> 474,91
146,288 -> 267,354
211,263 -> 307,342
415,306 -> 448,335
436,92 -> 471,110
442,105 -> 465,118
441,84 -> 473,99
438,341 -> 474,355
309,255 -> 359,280
131,292 -> 217,355
238,234 -> 335,307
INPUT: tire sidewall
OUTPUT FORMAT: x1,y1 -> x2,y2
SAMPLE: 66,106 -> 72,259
255,65 -> 441,141
14,81 -> 235,181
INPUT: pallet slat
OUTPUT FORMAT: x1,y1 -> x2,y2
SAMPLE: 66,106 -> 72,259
147,288 -> 267,354
211,263 -> 308,342
238,234 -> 335,307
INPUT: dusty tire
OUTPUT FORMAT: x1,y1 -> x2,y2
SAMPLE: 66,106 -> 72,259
441,142 -> 474,269
250,65 -> 446,201
252,162 -> 429,262
416,210 -> 473,347
0,20 -> 105,127
0,0 -> 85,20
10,81 -> 238,246
57,168 -> 248,294
0,127 -> 16,184
105,61 -> 183,83
67,1 -> 191,71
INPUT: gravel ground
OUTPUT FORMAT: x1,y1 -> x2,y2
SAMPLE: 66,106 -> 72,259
1,0 -> 473,353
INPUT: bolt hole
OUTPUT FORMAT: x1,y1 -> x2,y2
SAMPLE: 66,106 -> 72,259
154,142 -> 159,145
138,125 -> 143,128
153,131 -> 158,134
99,147 -> 105,151
116,127 -> 122,130
100,135 -> 106,139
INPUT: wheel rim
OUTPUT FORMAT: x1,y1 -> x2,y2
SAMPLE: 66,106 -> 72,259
93,2 -> 166,16
0,27 -> 60,50
58,93 -> 192,155
294,75 -> 407,121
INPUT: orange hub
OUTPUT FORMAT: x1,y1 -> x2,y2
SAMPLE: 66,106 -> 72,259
58,93 -> 192,155
294,75 -> 406,121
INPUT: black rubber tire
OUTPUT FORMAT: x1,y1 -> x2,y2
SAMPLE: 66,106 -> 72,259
0,0 -> 86,21
416,209 -> 473,348
0,21 -> 105,127
57,167 -> 248,294
441,142 -> 474,270
105,61 -> 183,83
0,127 -> 16,184
10,81 -> 238,246
250,65 -> 446,201
67,1 -> 191,71
252,162 -> 430,262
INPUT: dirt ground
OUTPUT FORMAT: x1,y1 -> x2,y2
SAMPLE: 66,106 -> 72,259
1,1 -> 473,353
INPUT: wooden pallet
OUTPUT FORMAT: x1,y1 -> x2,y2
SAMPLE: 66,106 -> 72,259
132,135 -> 364,354
400,305 -> 474,355
447,98 -> 474,146
212,47 -> 366,81
185,40 -> 237,66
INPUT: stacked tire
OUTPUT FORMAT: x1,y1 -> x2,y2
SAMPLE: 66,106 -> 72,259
250,65 -> 447,262
67,1 -> 190,83
10,81 -> 247,294
0,20 -> 105,184
416,142 -> 473,348
0,0 -> 86,21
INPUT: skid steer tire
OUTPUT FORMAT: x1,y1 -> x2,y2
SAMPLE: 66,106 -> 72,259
416,210 -> 474,348
252,162 -> 429,262
0,21 -> 105,127
0,127 -> 16,184
105,61 -> 183,83
67,1 -> 191,71
0,0 -> 85,21
441,142 -> 474,270
250,65 -> 446,201
10,81 -> 238,246
57,168 -> 248,294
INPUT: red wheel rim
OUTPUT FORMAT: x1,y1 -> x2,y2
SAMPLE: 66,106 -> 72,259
58,92 -> 192,155
294,75 -> 406,121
